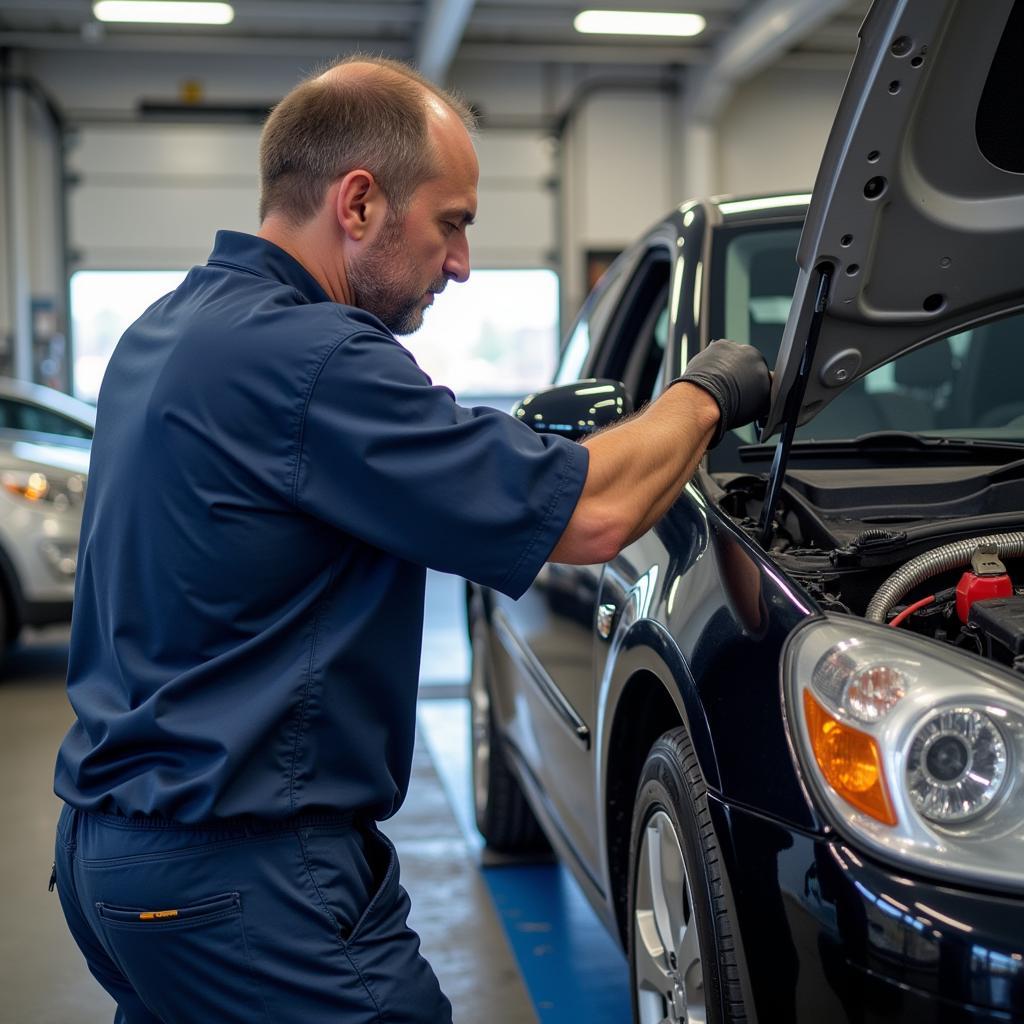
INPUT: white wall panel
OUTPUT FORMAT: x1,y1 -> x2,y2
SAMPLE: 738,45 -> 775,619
718,67 -> 846,197
474,130 -> 553,181
71,184 -> 259,270
68,124 -> 260,271
578,90 -> 674,247
67,122 -> 554,272
473,129 -> 555,268
69,124 -> 261,179
473,187 -> 554,268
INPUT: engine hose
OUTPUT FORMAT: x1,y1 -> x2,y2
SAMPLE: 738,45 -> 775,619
865,531 -> 1024,623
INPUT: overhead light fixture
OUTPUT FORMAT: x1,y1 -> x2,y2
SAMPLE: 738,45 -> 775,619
574,9 -> 706,37
93,1 -> 235,25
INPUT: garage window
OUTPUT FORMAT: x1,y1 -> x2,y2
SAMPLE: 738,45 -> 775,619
70,270 -> 187,403
71,268 -> 558,403
409,269 -> 559,398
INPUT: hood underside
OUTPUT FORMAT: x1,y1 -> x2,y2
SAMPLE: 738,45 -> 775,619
761,0 -> 1024,440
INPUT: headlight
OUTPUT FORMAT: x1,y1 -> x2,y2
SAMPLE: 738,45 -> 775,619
1,469 -> 85,511
906,707 -> 1007,823
784,614 -> 1024,892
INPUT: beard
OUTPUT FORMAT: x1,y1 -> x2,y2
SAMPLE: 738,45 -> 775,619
348,215 -> 446,336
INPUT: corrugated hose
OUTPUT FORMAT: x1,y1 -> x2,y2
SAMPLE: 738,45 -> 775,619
865,531 -> 1024,623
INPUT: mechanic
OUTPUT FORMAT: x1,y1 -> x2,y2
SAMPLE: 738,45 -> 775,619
52,56 -> 770,1023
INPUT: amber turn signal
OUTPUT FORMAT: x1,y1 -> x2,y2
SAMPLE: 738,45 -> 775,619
803,690 -> 898,826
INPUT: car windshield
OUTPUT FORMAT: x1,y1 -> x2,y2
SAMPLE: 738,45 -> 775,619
709,222 -> 1024,447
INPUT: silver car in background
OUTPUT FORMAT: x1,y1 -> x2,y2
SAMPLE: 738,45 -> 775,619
0,379 -> 94,657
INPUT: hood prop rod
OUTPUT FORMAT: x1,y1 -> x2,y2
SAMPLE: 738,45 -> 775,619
757,265 -> 833,548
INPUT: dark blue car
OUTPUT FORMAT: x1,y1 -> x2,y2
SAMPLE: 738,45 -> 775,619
469,1 -> 1024,1020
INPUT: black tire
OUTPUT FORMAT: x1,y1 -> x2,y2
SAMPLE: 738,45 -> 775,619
469,607 -> 548,852
627,726 -> 746,1024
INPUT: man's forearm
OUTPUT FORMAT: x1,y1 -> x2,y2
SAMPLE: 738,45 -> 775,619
619,389 -> 717,546
549,383 -> 718,564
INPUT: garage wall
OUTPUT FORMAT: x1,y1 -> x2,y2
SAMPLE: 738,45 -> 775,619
548,65 -> 848,320
555,84 -> 681,322
66,122 -> 557,272
2,47 -> 850,383
27,50 -> 558,275
717,66 -> 848,196
26,49 -> 309,119
67,124 -> 261,271
0,69 -> 67,383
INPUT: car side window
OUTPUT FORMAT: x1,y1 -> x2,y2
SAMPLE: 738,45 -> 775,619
590,250 -> 672,409
555,319 -> 592,386
0,399 -> 92,439
555,255 -> 634,385
628,300 -> 670,405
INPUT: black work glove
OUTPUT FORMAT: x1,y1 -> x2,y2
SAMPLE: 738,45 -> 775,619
671,339 -> 771,447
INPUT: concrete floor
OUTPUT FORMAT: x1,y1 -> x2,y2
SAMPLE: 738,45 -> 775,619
0,573 -> 540,1024
0,572 -> 631,1024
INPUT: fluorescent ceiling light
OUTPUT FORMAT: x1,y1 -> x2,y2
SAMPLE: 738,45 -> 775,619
93,1 -> 235,25
574,10 -> 706,37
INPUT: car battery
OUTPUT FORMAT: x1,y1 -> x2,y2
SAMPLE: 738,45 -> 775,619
967,597 -> 1024,671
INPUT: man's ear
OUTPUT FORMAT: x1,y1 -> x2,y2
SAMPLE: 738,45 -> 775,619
334,169 -> 387,242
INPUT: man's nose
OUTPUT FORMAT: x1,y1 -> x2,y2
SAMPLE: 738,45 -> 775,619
443,235 -> 470,284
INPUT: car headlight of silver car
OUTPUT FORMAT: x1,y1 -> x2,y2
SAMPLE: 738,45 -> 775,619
783,614 -> 1024,892
1,469 -> 85,512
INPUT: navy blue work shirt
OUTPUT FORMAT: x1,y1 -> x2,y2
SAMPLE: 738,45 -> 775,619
54,231 -> 588,824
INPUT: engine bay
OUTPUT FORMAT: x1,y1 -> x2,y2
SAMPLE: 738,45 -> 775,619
712,462 -> 1024,669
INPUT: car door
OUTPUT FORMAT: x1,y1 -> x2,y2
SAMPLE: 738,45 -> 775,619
489,235 -> 675,878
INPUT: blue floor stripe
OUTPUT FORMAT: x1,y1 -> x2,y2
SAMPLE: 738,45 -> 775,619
480,861 -> 632,1023
417,699 -> 632,1023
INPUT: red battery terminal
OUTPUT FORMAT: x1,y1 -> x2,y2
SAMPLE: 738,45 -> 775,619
956,545 -> 1014,624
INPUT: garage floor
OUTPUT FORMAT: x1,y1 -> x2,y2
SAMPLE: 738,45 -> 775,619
0,572 -> 630,1024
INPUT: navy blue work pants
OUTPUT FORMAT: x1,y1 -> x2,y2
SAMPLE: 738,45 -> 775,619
54,804 -> 453,1023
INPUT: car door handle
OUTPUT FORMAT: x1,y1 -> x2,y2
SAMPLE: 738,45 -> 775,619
597,602 -> 617,640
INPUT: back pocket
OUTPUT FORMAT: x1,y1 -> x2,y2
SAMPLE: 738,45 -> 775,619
95,892 -> 268,1023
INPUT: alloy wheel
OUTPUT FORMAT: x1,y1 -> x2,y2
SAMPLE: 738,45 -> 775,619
633,810 -> 707,1024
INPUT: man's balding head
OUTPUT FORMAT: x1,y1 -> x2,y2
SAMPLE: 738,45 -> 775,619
258,56 -> 475,225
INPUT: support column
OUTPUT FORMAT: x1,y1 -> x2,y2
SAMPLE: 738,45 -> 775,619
680,116 -> 717,202
4,77 -> 32,381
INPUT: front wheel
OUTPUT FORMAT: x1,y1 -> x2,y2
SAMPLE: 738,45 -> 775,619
628,727 -> 747,1024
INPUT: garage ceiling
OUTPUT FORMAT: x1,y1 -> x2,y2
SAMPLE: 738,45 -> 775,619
0,0 -> 871,70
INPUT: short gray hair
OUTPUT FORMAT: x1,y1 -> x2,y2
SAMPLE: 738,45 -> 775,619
258,55 -> 475,224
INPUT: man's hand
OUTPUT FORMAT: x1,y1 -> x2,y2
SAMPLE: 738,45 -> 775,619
550,338 -> 771,565
672,339 -> 771,447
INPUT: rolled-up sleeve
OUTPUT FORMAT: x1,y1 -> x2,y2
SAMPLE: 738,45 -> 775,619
292,330 -> 589,598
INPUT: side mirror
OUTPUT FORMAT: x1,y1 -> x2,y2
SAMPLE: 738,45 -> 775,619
512,379 -> 632,441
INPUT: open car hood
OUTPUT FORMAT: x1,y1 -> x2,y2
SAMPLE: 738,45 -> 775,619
761,0 -> 1024,440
